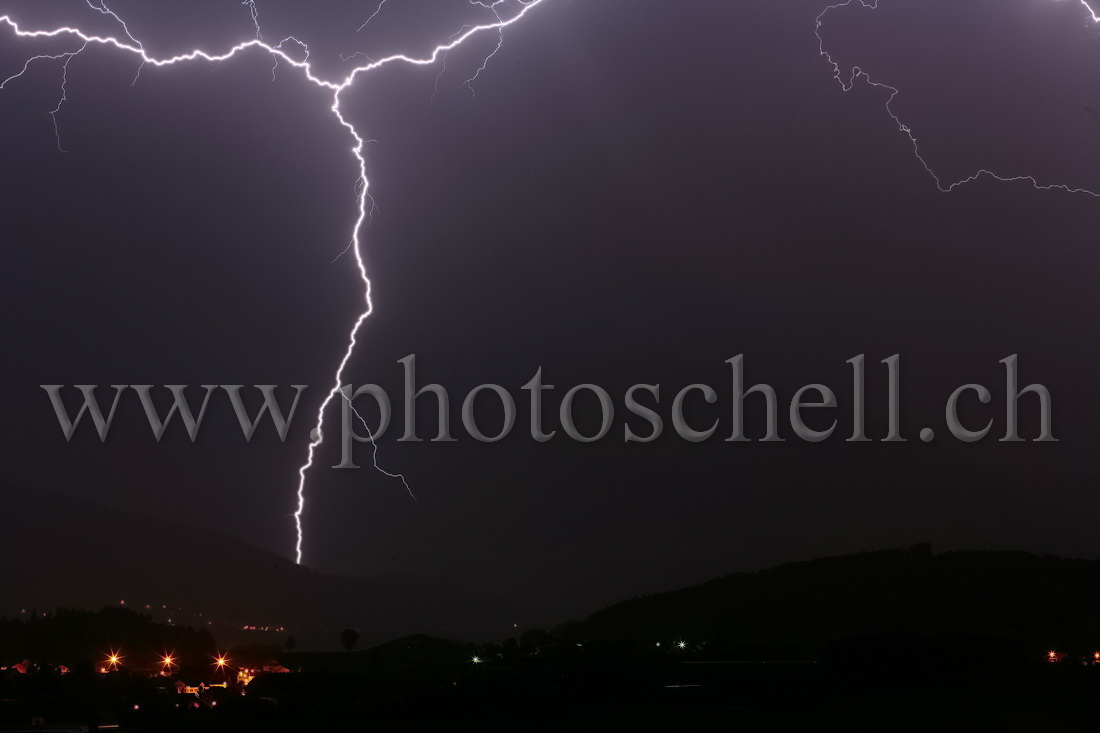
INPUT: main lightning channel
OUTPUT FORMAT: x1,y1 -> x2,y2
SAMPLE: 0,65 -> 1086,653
0,0 -> 550,565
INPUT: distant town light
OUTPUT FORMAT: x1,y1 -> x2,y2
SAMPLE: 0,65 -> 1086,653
677,641 -> 687,650
471,656 -> 482,664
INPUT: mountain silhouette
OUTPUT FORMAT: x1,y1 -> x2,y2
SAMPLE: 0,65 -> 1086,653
1,487 -> 523,648
580,544 -> 1100,655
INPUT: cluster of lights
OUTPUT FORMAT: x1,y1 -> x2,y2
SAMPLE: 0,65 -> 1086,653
100,650 -> 231,672
1046,650 -> 1100,663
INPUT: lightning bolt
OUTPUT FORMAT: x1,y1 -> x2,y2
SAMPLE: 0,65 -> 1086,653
0,0 -> 550,565
816,0 -> 1100,197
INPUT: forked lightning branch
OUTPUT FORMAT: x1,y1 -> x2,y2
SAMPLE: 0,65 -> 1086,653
0,0 -> 549,565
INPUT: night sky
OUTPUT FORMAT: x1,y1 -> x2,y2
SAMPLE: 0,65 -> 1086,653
4,0 -> 1100,624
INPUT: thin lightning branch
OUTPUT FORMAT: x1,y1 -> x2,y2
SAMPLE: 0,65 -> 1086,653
433,23 -> 479,104
84,0 -> 147,85
340,51 -> 375,64
817,0 -> 1100,197
244,1 -> 300,82
435,15 -> 496,103
431,47 -> 450,104
463,2 -> 505,96
0,0 -> 550,565
340,389 -> 415,500
50,41 -> 88,152
244,1 -> 278,80
1,49 -> 69,90
331,241 -> 356,264
333,174 -> 379,264
462,32 -> 503,97
271,37 -> 309,82
85,0 -> 142,49
244,0 -> 263,41
357,0 -> 391,32
464,1 -> 540,96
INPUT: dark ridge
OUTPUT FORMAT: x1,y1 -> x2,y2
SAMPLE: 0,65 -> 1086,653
580,545 -> 1100,655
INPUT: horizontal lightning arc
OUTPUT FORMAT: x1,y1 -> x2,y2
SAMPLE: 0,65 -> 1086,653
816,0 -> 1100,197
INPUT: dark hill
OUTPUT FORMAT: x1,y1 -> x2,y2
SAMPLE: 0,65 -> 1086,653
580,546 -> 1100,654
0,487 -> 523,648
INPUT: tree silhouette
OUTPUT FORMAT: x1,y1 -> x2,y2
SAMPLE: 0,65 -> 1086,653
284,636 -> 297,652
339,629 -> 359,653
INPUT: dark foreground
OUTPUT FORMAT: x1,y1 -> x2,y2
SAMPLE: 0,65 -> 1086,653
4,644 -> 1100,732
